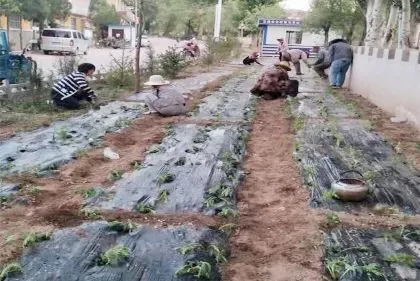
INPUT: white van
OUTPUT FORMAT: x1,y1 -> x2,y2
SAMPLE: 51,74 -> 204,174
41,28 -> 90,55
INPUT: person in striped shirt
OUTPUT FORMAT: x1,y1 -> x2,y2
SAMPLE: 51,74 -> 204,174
51,63 -> 97,109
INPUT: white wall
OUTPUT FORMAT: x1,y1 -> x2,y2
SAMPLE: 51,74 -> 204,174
265,25 -> 341,46
345,47 -> 420,127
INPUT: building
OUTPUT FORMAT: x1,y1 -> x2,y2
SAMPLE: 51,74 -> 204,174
106,0 -> 136,24
59,0 -> 93,38
0,15 -> 36,49
258,18 -> 341,57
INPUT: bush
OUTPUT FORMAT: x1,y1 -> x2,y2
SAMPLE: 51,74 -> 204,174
105,49 -> 134,89
56,56 -> 79,77
202,37 -> 242,66
158,46 -> 186,78
143,47 -> 158,77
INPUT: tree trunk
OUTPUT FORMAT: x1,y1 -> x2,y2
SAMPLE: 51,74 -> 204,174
19,16 -> 23,50
365,0 -> 385,47
324,27 -> 330,46
382,4 -> 398,48
6,15 -> 10,46
400,0 -> 411,48
134,0 -> 144,92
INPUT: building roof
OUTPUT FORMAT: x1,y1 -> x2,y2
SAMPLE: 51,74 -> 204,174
258,18 -> 303,27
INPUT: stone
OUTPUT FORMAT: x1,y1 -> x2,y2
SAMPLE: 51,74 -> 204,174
103,148 -> 120,160
391,117 -> 408,123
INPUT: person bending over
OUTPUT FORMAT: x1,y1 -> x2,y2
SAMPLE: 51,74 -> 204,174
281,49 -> 311,75
243,51 -> 263,65
51,63 -> 97,110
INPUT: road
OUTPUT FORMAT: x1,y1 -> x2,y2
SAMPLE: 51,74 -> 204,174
30,37 -> 181,75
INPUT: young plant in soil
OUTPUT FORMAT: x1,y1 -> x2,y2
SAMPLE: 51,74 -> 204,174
78,188 -> 97,199
164,124 -> 175,137
292,117 -> 305,132
80,208 -> 102,219
135,203 -> 155,214
131,161 -> 145,170
158,190 -> 169,204
384,253 -> 416,268
219,223 -> 237,235
55,127 -> 69,141
0,263 -> 23,280
174,157 -> 187,166
218,207 -> 238,218
108,170 -> 125,181
176,243 -> 204,255
23,232 -> 51,248
208,245 -> 227,263
98,245 -> 131,266
324,213 -> 340,228
107,220 -> 139,234
322,190 -> 339,201
114,117 -> 132,129
380,227 -> 405,242
158,172 -> 175,184
176,261 -> 211,279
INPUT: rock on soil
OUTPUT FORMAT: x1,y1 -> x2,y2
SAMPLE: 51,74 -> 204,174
6,221 -> 228,281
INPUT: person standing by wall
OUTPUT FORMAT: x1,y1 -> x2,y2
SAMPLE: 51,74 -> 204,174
327,39 -> 353,88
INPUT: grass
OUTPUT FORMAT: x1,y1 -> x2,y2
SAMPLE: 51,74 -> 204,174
292,116 -> 305,132
0,263 -> 23,280
158,172 -> 176,184
384,253 -> 416,267
176,261 -> 211,279
135,203 -> 155,214
80,208 -> 102,219
78,188 -> 97,199
158,190 -> 169,204
107,220 -> 139,233
325,257 -> 347,280
325,258 -> 384,280
23,232 -> 51,248
108,170 -> 125,181
98,245 -> 131,266
176,243 -> 204,255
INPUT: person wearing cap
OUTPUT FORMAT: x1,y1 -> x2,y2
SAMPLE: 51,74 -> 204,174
311,46 -> 329,79
274,61 -> 292,72
243,51 -> 263,65
276,38 -> 289,61
143,75 -> 188,116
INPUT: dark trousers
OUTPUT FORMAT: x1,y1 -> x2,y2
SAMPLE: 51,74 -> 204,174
293,61 -> 302,75
52,90 -> 82,110
243,57 -> 254,65
314,65 -> 329,79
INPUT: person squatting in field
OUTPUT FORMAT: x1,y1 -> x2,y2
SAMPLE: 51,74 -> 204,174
251,61 -> 299,100
51,63 -> 98,110
243,51 -> 263,66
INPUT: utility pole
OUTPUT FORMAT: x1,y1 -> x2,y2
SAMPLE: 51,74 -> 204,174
214,0 -> 222,41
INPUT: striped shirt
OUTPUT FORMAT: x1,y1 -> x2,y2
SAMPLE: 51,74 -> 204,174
52,72 -> 95,100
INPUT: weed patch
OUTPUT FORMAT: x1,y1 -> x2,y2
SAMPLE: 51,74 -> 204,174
98,245 -> 131,266
0,263 -> 23,280
23,232 -> 51,248
135,203 -> 155,214
107,220 -> 139,234
384,253 -> 415,267
176,261 -> 211,279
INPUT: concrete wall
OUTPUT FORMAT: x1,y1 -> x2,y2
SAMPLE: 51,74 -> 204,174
346,47 -> 420,127
265,25 -> 341,46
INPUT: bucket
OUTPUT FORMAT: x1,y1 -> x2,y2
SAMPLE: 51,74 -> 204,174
331,170 -> 369,202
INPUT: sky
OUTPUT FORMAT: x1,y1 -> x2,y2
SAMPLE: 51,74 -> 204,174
282,0 -> 312,11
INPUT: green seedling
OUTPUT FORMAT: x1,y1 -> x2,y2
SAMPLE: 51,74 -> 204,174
322,190 -> 339,201
384,253 -> 415,268
176,243 -> 203,255
108,170 -> 124,181
325,213 -> 340,228
361,263 -> 384,278
80,208 -> 102,219
158,172 -> 175,184
79,188 -> 97,199
23,232 -> 51,248
27,186 -> 41,197
319,106 -> 329,118
204,196 -> 219,209
107,220 -> 139,233
381,227 -> 405,242
114,118 -> 132,129
208,245 -> 227,264
219,223 -> 237,235
325,257 -> 346,280
174,157 -> 187,166
148,146 -> 161,154
0,195 -> 10,203
220,186 -> 232,198
0,263 -> 23,280
131,161 -> 144,170
218,207 -> 237,218
135,203 -> 155,214
158,190 -> 169,204
176,261 -> 211,279
164,124 -> 175,137
98,245 -> 131,266
56,127 -> 69,141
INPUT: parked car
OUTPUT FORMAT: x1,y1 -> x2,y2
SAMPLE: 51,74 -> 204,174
136,35 -> 151,48
41,28 -> 90,55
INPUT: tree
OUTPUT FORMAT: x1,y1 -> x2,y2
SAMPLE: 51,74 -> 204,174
241,4 -> 285,34
90,0 -> 120,40
0,0 -> 22,44
305,0 -> 356,45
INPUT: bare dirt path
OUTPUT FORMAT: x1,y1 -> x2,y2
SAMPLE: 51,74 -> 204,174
224,98 -> 323,281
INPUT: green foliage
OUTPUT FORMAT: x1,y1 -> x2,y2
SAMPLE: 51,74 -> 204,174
79,188 -> 97,199
55,56 -> 79,77
384,253 -> 416,267
23,232 -> 51,248
98,245 -> 131,266
202,38 -> 242,66
218,207 -> 237,218
105,51 -> 134,89
135,203 -> 155,214
21,0 -> 71,28
208,245 -> 227,263
158,46 -> 186,78
325,213 -> 340,228
176,243 -> 204,255
158,172 -> 176,184
90,0 -> 120,27
176,261 -> 211,279
158,190 -> 169,204
325,258 -> 384,280
240,3 -> 285,34
322,190 -> 339,201
80,208 -> 102,219
0,263 -> 23,280
108,170 -> 125,181
107,220 -> 139,233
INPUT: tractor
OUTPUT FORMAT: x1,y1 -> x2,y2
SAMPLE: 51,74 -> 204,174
0,31 -> 37,86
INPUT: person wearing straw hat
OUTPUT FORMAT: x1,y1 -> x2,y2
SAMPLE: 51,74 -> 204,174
143,75 -> 188,116
274,61 -> 292,72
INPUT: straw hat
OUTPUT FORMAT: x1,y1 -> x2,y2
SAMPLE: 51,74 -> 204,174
144,75 -> 170,86
274,61 -> 292,72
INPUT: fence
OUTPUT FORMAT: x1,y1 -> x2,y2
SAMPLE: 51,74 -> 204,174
345,47 -> 420,128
